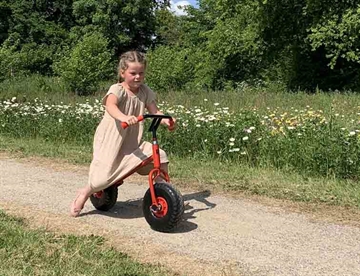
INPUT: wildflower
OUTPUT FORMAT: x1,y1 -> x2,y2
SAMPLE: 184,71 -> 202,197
229,137 -> 235,142
59,119 -> 63,123
349,131 -> 356,136
214,103 -> 220,106
204,99 -> 208,102
217,151 -> 221,154
229,142 -> 235,146
196,124 -> 201,127
11,97 -> 16,102
233,148 -> 240,152
242,136 -> 249,141
241,151 -> 247,155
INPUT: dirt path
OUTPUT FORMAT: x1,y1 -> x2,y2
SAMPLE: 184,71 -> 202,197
1,155 -> 360,276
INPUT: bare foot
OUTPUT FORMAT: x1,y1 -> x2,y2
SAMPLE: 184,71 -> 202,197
70,191 -> 88,217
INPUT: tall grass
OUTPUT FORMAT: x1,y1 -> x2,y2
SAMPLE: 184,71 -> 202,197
1,77 -> 359,179
0,75 -> 113,104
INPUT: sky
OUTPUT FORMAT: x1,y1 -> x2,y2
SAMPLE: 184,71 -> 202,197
170,0 -> 198,16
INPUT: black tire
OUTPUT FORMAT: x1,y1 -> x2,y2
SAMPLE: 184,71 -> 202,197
142,183 -> 184,232
90,185 -> 118,211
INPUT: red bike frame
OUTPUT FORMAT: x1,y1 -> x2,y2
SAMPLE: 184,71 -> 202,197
116,114 -> 173,208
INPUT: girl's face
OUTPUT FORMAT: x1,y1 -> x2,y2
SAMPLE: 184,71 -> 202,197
120,62 -> 145,91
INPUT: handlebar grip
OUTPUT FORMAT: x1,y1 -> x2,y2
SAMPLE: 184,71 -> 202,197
121,122 -> 128,129
121,115 -> 144,129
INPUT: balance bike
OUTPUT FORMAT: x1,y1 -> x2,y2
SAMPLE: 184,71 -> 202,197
89,114 -> 184,232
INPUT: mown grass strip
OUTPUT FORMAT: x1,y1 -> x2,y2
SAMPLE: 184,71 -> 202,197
1,135 -> 359,209
0,210 -> 167,276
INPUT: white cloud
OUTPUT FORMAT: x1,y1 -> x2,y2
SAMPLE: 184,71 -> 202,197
170,1 -> 191,16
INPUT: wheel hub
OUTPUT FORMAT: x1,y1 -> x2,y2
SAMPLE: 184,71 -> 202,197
151,197 -> 168,218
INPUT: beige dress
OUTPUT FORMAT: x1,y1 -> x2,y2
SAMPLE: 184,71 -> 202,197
88,83 -> 168,192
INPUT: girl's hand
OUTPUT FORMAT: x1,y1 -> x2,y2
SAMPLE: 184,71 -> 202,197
162,118 -> 176,131
125,115 -> 138,126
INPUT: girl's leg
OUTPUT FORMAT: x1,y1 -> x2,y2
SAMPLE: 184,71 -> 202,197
70,185 -> 93,217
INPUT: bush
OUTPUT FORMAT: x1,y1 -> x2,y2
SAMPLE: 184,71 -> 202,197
0,46 -> 29,81
146,46 -> 194,91
53,32 -> 113,96
0,41 -> 57,81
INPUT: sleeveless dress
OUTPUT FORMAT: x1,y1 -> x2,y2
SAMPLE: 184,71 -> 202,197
88,83 -> 168,192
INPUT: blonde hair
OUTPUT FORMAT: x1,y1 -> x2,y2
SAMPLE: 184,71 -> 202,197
118,51 -> 147,81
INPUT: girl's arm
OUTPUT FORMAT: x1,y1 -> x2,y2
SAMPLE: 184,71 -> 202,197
147,101 -> 176,130
105,94 -> 138,125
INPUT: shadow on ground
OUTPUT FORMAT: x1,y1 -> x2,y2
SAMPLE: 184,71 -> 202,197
82,190 -> 216,233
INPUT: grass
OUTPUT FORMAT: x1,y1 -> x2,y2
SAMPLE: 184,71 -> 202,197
0,210 -> 168,276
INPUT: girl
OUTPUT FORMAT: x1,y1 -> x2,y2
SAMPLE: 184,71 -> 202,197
70,51 -> 175,217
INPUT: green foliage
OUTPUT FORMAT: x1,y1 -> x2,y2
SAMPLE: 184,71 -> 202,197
307,6 -> 360,69
146,46 -> 199,91
53,32 -> 113,95
1,0 -> 360,92
0,0 -> 170,93
72,0 -> 170,56
0,45 -> 26,80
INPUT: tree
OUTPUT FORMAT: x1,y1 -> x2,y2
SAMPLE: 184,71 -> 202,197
72,0 -> 170,56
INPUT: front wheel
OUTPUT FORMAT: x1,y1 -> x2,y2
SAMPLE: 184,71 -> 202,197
90,185 -> 118,211
143,183 -> 184,232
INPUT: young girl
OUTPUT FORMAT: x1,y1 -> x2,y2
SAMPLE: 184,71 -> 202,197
70,51 -> 175,217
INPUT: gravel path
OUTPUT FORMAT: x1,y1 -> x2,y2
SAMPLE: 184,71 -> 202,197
1,156 -> 360,276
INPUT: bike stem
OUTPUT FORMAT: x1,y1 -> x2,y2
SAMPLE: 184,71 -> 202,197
121,114 -> 173,207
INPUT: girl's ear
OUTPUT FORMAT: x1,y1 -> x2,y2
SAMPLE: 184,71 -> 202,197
119,70 -> 124,79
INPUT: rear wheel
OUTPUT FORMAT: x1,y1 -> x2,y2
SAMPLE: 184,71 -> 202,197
143,183 -> 184,232
90,185 -> 118,211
